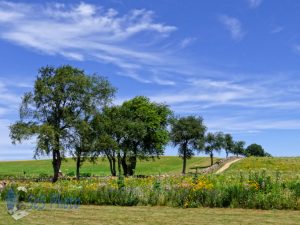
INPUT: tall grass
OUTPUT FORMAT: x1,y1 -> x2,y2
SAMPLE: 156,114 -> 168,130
1,170 -> 299,210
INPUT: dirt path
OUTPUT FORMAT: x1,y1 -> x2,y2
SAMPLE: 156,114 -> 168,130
215,158 -> 242,174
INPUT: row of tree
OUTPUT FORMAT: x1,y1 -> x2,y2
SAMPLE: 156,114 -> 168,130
169,116 -> 270,174
9,65 -> 270,182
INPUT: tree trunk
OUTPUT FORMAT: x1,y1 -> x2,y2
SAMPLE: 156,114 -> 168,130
76,151 -> 81,180
182,146 -> 187,174
226,150 -> 228,158
108,156 -> 114,176
121,155 -> 128,176
52,133 -> 61,183
112,157 -> 116,176
105,150 -> 116,176
210,152 -> 214,166
128,155 -> 137,176
127,144 -> 138,176
52,150 -> 61,183
117,152 -> 121,177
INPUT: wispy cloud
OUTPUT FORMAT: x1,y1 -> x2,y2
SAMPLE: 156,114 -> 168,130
271,26 -> 284,34
1,1 -> 300,138
219,15 -> 245,41
293,45 -> 300,54
0,80 -> 23,107
152,76 -> 176,86
149,79 -> 251,107
0,1 -> 177,84
144,73 -> 300,114
207,117 -> 300,133
247,0 -> 263,9
179,37 -> 197,48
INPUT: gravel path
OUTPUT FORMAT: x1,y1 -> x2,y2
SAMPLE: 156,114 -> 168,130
215,158 -> 242,174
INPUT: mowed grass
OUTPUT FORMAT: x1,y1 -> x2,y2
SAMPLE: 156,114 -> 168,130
1,203 -> 300,225
225,157 -> 300,179
0,156 -> 217,177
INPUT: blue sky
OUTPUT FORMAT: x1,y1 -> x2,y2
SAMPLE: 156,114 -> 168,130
0,0 -> 300,160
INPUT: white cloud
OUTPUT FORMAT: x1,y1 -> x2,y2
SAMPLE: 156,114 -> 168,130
0,107 -> 8,116
0,1 -> 177,85
150,91 -> 243,105
219,15 -> 245,41
0,1 -> 29,22
0,2 -> 177,43
207,117 -> 300,133
0,80 -> 22,106
148,77 -> 254,106
179,37 -> 197,48
75,2 -> 97,16
152,76 -> 176,86
188,78 -> 251,92
271,26 -> 284,34
247,0 -> 263,8
145,74 -> 300,116
293,45 -> 300,54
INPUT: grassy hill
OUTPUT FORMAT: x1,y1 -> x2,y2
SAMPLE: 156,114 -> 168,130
224,157 -> 300,179
1,156 -> 299,179
0,156 -> 217,178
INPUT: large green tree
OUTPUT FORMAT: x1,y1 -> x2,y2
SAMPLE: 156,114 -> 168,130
69,76 -> 115,180
245,143 -> 270,157
170,116 -> 206,174
120,96 -> 172,176
92,96 -> 172,176
224,133 -> 234,158
91,106 -> 123,176
203,132 -> 224,166
232,140 -> 245,157
10,65 -> 115,182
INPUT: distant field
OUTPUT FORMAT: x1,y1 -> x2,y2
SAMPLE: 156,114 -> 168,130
1,156 -> 300,178
0,156 -> 217,177
225,157 -> 300,178
1,203 -> 300,225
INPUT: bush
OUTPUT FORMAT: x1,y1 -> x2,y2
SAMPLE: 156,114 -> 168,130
80,172 -> 92,177
66,171 -> 75,177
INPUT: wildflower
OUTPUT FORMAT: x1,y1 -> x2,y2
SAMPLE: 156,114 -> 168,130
17,186 -> 27,193
244,180 -> 259,191
184,201 -> 189,208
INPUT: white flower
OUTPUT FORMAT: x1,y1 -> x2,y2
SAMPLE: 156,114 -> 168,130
17,186 -> 27,193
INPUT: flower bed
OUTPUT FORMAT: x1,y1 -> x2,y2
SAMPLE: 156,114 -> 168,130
0,170 -> 299,210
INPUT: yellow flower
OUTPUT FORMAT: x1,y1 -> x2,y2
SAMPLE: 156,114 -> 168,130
245,180 -> 259,191
184,201 -> 189,208
190,177 -> 214,191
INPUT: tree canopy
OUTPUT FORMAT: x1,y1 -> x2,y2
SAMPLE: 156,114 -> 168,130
92,96 -> 172,176
232,141 -> 245,157
203,132 -> 225,166
170,116 -> 206,174
245,143 -> 271,157
224,133 -> 234,158
119,96 -> 172,176
10,65 -> 115,181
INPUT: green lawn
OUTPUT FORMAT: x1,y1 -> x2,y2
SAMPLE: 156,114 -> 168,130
225,157 -> 300,179
1,203 -> 300,225
0,156 -> 218,177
